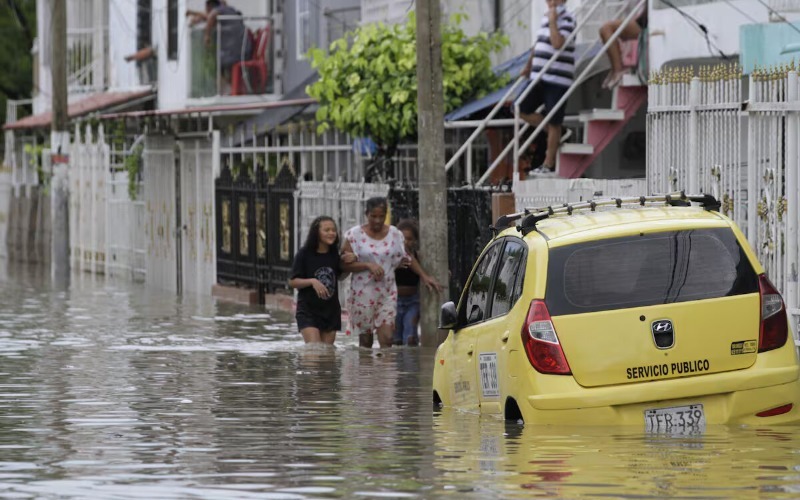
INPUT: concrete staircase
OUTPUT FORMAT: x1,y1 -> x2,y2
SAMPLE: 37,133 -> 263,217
557,74 -> 647,179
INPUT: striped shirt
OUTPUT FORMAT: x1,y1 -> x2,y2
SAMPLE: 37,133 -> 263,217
529,5 -> 576,88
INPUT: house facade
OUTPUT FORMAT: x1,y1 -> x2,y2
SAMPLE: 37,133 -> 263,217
7,0 -> 800,307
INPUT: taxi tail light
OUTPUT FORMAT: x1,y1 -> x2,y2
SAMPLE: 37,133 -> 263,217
758,274 -> 788,353
522,300 -> 571,375
756,404 -> 793,418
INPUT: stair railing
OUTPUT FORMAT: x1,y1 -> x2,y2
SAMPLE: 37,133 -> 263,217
507,0 -> 646,187
476,0 -> 645,185
444,0 -> 605,176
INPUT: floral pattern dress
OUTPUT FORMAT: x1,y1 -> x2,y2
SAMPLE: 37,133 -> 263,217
344,225 -> 408,334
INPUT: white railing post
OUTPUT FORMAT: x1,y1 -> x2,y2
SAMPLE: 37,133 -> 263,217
786,71 -> 799,342
747,74 -> 757,244
688,76 -> 700,194
105,135 -> 111,277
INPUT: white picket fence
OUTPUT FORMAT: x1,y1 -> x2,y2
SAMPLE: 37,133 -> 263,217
515,177 -> 647,209
107,169 -> 145,281
69,124 -> 146,280
69,125 -> 109,274
179,138 -> 217,295
647,65 -> 800,343
142,135 -> 178,293
69,129 -> 217,294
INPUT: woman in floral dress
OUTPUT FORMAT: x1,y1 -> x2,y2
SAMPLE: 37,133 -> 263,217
341,197 -> 409,348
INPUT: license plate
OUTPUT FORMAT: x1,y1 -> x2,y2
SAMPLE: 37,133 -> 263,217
645,404 -> 705,432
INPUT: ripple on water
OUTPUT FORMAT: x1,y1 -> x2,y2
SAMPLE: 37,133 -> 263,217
0,267 -> 799,498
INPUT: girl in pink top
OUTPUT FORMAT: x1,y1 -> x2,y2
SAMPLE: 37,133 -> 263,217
341,197 -> 409,348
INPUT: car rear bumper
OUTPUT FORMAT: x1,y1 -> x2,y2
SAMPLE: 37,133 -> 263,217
526,364 -> 799,410
523,374 -> 800,426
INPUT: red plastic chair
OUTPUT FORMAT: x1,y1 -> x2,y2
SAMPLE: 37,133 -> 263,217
232,26 -> 270,95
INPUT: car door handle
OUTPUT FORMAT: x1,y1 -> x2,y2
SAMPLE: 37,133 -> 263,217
467,344 -> 474,356
501,331 -> 510,343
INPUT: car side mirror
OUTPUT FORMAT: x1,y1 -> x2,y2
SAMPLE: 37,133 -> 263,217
439,301 -> 457,330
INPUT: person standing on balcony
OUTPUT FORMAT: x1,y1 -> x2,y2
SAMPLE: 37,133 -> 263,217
519,0 -> 576,177
599,3 -> 648,89
187,0 -> 252,94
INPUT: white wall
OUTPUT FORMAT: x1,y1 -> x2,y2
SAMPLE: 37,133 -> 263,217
445,0 -> 532,64
360,0 -> 532,65
108,0 -> 140,91
648,0 -> 770,70
154,0 -> 189,110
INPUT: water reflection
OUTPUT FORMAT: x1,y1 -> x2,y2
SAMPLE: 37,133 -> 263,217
432,411 -> 800,498
0,260 -> 799,497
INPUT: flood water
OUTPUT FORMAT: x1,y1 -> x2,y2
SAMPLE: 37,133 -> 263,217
1,261 -> 800,499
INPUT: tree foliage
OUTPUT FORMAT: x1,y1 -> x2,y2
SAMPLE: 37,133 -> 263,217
0,0 -> 36,129
306,13 -> 508,150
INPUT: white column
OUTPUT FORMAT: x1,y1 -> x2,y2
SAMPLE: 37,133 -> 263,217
786,71 -> 799,343
747,75 -> 757,244
688,77 -> 700,194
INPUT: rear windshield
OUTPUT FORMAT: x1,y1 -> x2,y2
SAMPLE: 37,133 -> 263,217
545,228 -> 759,316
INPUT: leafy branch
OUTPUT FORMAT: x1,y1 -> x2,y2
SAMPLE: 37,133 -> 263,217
125,144 -> 143,200
306,12 -> 508,151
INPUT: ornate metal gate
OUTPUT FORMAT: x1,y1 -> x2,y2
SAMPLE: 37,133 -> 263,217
143,135 -> 178,292
388,186 -> 494,302
215,161 -> 297,301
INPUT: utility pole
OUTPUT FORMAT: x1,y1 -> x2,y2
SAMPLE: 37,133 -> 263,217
51,0 -> 70,285
416,0 -> 449,347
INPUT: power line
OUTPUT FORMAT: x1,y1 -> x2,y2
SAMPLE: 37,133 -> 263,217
754,0 -> 800,37
660,0 -> 729,60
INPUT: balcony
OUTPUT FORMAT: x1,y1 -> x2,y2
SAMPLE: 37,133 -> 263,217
66,0 -> 109,94
189,15 -> 280,101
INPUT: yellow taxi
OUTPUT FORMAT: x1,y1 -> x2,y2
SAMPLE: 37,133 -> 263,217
433,194 -> 800,431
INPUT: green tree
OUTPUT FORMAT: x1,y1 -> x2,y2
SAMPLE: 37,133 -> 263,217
306,13 -> 508,158
0,0 -> 36,129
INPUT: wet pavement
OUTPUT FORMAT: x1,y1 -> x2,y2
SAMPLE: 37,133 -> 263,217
1,261 -> 800,498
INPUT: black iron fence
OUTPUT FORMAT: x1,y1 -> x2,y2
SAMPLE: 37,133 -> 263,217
389,186 -> 494,303
215,162 -> 296,302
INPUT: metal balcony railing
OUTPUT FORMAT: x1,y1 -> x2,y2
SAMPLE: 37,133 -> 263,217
189,16 -> 276,98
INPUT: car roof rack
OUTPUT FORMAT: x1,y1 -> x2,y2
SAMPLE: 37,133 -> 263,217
490,192 -> 721,237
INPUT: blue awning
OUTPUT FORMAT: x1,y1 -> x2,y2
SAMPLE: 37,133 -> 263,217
445,42 -> 602,122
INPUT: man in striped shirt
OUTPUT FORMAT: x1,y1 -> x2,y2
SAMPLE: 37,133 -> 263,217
519,0 -> 576,176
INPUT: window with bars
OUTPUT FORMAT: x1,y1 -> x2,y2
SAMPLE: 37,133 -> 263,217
137,0 -> 152,50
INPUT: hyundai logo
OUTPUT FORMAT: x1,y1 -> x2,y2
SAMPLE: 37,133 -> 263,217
651,319 -> 675,349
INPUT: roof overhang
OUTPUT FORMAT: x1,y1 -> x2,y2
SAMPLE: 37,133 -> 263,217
98,98 -> 317,121
3,89 -> 156,131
